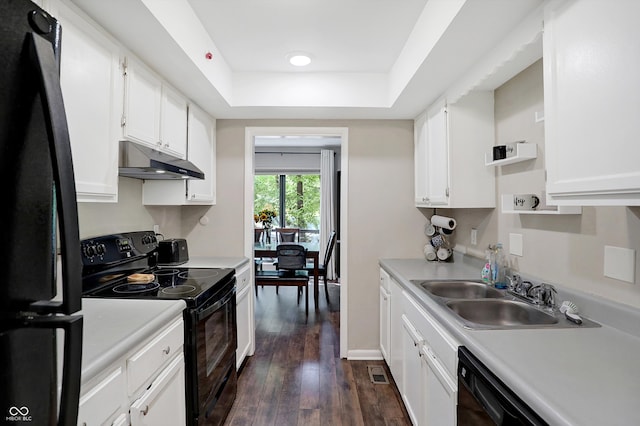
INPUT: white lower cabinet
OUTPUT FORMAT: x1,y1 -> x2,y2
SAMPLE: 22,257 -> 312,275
77,315 -> 185,426
420,345 -> 457,426
401,314 -> 424,426
130,353 -> 186,426
381,284 -> 459,426
77,368 -> 125,426
388,276 -> 404,390
379,268 -> 391,363
236,263 -> 254,369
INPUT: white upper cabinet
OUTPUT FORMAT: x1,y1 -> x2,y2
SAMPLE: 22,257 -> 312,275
122,56 -> 162,148
122,57 -> 187,159
544,0 -> 640,205
186,105 -> 216,203
58,1 -> 121,203
415,91 -> 496,208
160,84 -> 188,159
142,104 -> 216,205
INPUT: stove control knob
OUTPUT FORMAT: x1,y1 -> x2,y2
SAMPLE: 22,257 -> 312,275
84,245 -> 95,257
96,244 -> 106,255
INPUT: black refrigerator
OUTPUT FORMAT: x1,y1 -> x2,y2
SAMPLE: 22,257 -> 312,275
0,1 -> 83,425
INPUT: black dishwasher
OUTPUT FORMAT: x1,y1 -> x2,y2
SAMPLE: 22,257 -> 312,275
457,347 -> 548,425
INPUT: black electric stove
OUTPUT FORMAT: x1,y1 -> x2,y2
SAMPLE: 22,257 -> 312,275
80,231 -> 238,426
80,231 -> 234,307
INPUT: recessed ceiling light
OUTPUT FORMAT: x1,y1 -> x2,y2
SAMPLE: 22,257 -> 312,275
287,52 -> 312,67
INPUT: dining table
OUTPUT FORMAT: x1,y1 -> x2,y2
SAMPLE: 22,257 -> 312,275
254,241 -> 320,309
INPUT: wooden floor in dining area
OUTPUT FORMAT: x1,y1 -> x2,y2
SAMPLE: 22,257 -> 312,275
224,281 -> 411,426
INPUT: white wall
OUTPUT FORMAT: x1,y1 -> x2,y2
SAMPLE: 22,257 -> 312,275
77,177 -> 181,239
180,118 -> 425,352
450,60 -> 640,309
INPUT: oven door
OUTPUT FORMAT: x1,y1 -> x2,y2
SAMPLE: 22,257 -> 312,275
192,281 -> 237,426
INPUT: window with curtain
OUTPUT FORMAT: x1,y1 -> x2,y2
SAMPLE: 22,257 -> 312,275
254,174 -> 321,242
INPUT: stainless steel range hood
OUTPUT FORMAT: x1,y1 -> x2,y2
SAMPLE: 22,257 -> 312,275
118,141 -> 204,180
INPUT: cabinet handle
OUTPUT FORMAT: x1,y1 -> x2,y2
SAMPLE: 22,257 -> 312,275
162,346 -> 171,355
141,405 -> 149,416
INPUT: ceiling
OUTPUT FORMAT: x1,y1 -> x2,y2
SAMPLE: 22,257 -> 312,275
186,0 -> 429,74
70,0 -> 543,119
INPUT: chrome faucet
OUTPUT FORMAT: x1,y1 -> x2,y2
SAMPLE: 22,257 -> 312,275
527,283 -> 557,309
507,275 -> 556,310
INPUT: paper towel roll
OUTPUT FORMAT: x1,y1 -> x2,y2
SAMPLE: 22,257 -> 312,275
430,215 -> 457,230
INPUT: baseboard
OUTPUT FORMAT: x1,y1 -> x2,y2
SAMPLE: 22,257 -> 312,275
346,349 -> 384,360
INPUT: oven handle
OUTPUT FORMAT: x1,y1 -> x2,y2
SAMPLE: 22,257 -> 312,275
196,284 -> 236,321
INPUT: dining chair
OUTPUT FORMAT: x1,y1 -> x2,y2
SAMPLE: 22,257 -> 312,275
306,230 -> 337,301
254,228 -> 265,271
255,244 -> 309,314
276,227 -> 299,242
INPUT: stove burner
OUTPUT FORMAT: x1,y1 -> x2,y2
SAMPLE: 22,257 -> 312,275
113,282 -> 160,294
162,285 -> 197,295
178,270 -> 220,280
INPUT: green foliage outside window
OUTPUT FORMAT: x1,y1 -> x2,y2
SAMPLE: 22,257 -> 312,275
254,174 -> 320,230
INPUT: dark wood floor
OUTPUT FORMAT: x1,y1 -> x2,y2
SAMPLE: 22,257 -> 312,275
224,281 -> 411,426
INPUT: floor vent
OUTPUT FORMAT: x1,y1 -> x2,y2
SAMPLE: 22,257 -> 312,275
367,365 -> 390,384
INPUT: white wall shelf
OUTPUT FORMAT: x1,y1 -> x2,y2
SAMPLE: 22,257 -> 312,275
485,143 -> 537,166
501,194 -> 582,215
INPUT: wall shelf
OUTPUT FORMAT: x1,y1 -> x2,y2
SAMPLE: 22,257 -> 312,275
485,143 -> 537,166
501,194 -> 582,215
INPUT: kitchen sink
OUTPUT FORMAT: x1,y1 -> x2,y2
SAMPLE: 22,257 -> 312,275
411,279 -> 600,330
412,280 -> 504,299
446,299 -> 558,328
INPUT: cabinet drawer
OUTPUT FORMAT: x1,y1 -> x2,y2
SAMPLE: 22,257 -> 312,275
130,354 -> 186,426
127,319 -> 184,395
78,367 -> 124,426
236,264 -> 251,291
403,292 -> 459,378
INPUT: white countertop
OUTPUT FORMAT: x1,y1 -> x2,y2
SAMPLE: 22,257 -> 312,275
62,298 -> 186,387
380,257 -> 640,426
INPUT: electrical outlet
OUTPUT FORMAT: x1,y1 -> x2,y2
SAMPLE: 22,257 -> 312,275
153,224 -> 159,234
471,228 -> 478,246
509,233 -> 523,257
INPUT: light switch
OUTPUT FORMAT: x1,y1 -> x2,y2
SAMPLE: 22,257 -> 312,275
604,246 -> 636,283
509,233 -> 523,257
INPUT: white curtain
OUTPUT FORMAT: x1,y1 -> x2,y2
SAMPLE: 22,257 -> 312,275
320,149 -> 335,280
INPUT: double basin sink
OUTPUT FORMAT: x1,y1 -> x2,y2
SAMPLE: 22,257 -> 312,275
411,280 -> 598,330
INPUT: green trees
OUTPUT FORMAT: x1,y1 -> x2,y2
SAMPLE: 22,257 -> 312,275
254,174 -> 320,231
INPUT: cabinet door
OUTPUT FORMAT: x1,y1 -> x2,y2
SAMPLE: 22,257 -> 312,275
425,104 -> 449,205
186,105 -> 216,204
77,368 -> 124,426
58,3 -> 120,203
414,112 -> 430,205
388,277 -> 403,388
130,353 -> 186,426
414,103 -> 449,207
421,346 -> 457,426
236,282 -> 252,370
160,84 -> 188,159
379,285 -> 391,363
401,315 -> 422,426
544,0 -> 640,205
123,57 -> 162,148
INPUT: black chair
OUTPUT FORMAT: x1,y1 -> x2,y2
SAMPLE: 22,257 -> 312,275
255,244 -> 309,314
306,230 -> 337,301
276,228 -> 299,242
254,229 -> 264,271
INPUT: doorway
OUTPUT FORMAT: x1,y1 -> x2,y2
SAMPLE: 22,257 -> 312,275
244,127 -> 349,358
